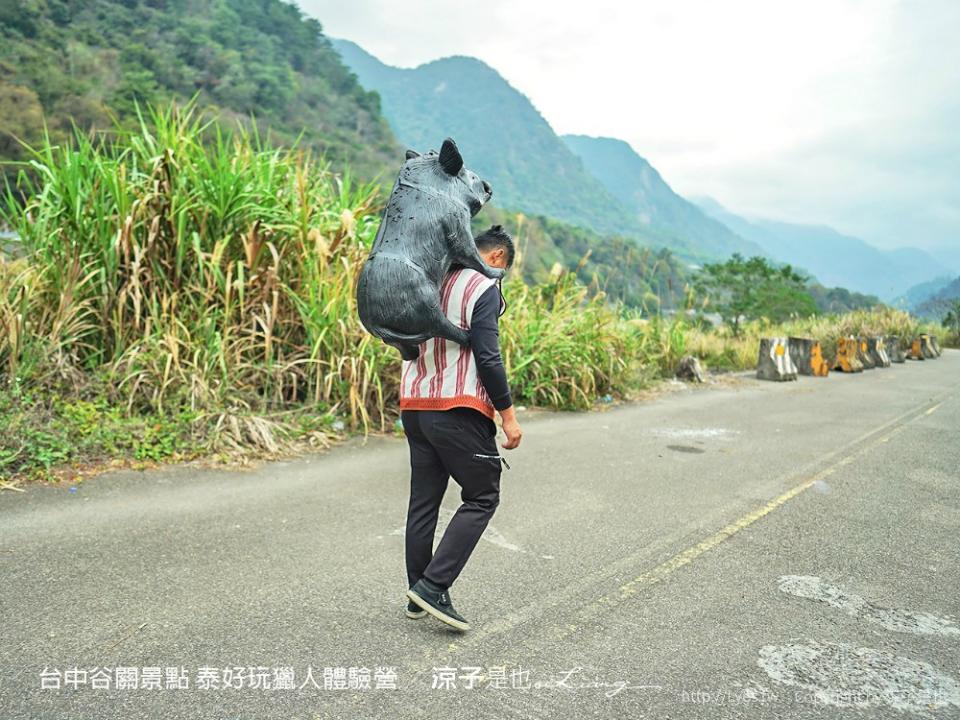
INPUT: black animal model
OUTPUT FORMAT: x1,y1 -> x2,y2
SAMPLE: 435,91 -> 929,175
356,138 -> 504,361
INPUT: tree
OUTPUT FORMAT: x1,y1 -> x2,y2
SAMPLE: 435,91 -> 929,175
0,82 -> 45,160
694,253 -> 817,335
943,299 -> 960,336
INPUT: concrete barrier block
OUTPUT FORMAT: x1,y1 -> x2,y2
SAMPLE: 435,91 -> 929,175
866,336 -> 891,368
757,337 -> 798,381
929,335 -> 943,357
788,337 -> 829,376
885,335 -> 906,363
856,336 -> 876,369
676,355 -> 705,383
833,336 -> 864,372
908,336 -> 926,360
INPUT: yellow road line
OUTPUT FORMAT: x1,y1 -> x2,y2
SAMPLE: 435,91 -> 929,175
408,390 -> 954,680
612,473 -> 822,600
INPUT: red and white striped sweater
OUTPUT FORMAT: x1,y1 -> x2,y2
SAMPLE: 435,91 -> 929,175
399,268 -> 505,420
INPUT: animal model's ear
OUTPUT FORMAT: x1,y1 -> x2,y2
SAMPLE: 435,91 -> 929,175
405,149 -> 421,160
439,138 -> 463,176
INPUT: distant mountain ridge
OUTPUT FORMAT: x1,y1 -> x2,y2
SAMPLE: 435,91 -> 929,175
332,39 -> 641,240
899,275 -> 960,317
694,198 -> 947,301
561,135 -> 766,260
333,38 -> 764,261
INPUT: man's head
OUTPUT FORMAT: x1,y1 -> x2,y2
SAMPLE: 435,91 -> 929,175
475,224 -> 515,270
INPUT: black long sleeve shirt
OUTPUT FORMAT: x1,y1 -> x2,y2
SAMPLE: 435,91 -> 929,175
470,283 -> 512,411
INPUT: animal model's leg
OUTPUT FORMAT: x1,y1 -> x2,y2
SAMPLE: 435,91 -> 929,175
407,274 -> 471,347
359,253 -> 472,353
390,341 -> 421,361
434,318 -> 470,347
375,316 -> 469,352
442,214 -> 505,280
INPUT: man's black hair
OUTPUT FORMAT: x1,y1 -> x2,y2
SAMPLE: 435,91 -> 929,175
474,224 -> 515,268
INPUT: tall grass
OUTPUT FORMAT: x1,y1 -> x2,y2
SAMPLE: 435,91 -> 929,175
1,101 -> 396,456
499,270 -> 647,408
0,100 -> 948,483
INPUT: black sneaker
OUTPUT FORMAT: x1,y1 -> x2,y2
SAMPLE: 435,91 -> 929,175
405,599 -> 427,619
407,578 -> 470,631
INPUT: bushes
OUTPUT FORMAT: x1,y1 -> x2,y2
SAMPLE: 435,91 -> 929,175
0,100 -> 945,484
500,270 -> 647,409
1,102 -> 397,480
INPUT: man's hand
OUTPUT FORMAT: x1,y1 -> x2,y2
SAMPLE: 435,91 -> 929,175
499,405 -> 523,449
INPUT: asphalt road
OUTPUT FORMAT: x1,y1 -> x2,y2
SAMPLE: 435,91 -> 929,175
2,351 -> 959,719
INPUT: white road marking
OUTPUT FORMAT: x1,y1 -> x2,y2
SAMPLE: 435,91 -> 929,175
391,507 -> 525,553
758,640 -> 960,712
778,575 -> 960,636
649,427 -> 739,440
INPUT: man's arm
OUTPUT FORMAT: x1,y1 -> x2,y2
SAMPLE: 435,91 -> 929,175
471,284 -> 522,449
470,284 -> 511,411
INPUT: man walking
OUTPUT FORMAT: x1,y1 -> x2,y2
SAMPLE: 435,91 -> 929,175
400,225 -> 523,632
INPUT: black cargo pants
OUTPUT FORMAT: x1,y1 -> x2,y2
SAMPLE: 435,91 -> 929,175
401,406 -> 503,590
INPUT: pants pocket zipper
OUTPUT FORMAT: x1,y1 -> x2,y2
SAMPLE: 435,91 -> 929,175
473,453 -> 510,470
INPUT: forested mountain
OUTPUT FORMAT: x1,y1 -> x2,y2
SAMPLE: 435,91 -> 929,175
911,275 -> 960,318
472,209 -> 690,310
0,0 -> 399,178
896,276 -> 955,314
331,38 -> 653,242
5,5 -> 936,309
806,284 -> 881,314
0,3 -> 690,309
695,198 -> 947,301
561,134 -> 766,260
927,276 -> 960,304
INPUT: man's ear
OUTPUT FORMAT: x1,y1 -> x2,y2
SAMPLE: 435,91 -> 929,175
439,138 -> 464,176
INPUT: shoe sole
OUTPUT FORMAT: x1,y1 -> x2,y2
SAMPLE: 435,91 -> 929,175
406,589 -> 470,631
405,607 -> 427,619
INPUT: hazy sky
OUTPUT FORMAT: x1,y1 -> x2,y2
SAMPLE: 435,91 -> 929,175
298,0 -> 959,261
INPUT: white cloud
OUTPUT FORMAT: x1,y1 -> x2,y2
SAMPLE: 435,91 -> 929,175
298,0 -> 960,259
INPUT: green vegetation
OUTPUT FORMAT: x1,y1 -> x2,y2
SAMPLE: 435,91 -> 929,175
942,299 -> 960,343
473,208 -> 689,311
1,102 -> 393,483
0,102 -> 947,489
693,254 -> 817,335
917,276 -> 960,328
0,0 -> 398,181
807,283 -> 882,314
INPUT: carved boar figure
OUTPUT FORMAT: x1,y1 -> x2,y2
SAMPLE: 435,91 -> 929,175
356,138 -> 503,361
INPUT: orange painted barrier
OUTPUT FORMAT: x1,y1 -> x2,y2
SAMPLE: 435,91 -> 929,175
833,336 -> 864,373
788,337 -> 829,377
856,336 -> 876,369
908,337 -> 925,360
